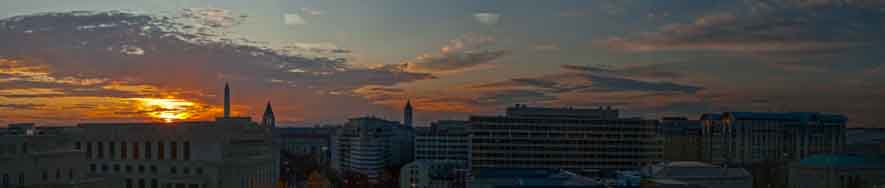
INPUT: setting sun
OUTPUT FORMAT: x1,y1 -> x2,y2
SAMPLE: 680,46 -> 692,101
133,98 -> 197,122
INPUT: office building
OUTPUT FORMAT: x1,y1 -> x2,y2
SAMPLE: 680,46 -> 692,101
1,124 -> 114,188
642,161 -> 752,188
659,117 -> 703,161
469,105 -> 661,172
700,112 -> 847,164
399,160 -> 468,188
331,116 -> 413,181
414,120 -> 469,163
75,83 -> 278,188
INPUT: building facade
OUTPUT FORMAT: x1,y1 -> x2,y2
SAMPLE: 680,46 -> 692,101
331,117 -> 413,181
72,83 -> 278,188
277,127 -> 331,163
701,112 -> 847,165
414,120 -> 469,163
659,117 -> 703,162
77,117 -> 277,188
469,105 -> 661,172
1,124 -> 114,188
399,160 -> 468,188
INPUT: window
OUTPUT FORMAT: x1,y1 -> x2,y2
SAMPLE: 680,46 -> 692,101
41,170 -> 47,181
122,141 -> 128,160
157,142 -> 165,160
125,178 -> 133,188
150,165 -> 158,174
17,173 -> 23,185
138,165 -> 145,173
171,142 -> 178,160
133,142 -> 140,160
170,167 -> 177,174
151,179 -> 158,188
139,179 -> 146,188
75,142 -> 81,150
196,168 -> 203,175
109,142 -> 116,159
126,165 -> 133,173
183,167 -> 190,174
97,142 -> 104,159
55,168 -> 61,179
90,164 -> 96,172
86,142 -> 93,159
114,164 -> 120,172
183,141 -> 191,160
68,168 -> 74,179
145,142 -> 152,160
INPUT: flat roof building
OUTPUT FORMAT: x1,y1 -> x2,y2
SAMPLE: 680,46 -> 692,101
469,105 -> 661,173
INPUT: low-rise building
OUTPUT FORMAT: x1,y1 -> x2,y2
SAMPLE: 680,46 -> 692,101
1,124 -> 114,188
788,154 -> 885,188
469,168 -> 600,188
277,127 -> 331,162
399,160 -> 468,188
642,161 -> 752,188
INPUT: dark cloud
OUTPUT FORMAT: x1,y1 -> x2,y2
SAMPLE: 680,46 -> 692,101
476,90 -> 557,105
561,64 -> 686,80
602,6 -> 885,53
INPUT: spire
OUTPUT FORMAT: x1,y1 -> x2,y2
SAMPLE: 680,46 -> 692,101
262,101 -> 276,128
403,99 -> 413,127
224,82 -> 230,118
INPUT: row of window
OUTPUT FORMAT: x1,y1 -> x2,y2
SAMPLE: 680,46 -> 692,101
471,153 -> 660,159
123,178 -> 204,188
89,163 -> 203,175
1,168 -> 76,187
0,144 -> 26,155
471,139 -> 658,145
77,141 -> 191,161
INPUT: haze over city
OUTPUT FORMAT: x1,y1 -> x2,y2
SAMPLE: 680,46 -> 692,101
1,0 -> 884,127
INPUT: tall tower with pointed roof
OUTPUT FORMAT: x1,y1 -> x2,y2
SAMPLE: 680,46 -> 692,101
262,101 -> 276,128
404,100 -> 413,127
224,82 -> 231,118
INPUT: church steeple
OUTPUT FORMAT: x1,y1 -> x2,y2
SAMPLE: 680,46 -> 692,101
223,82 -> 230,118
403,100 -> 413,127
262,101 -> 276,128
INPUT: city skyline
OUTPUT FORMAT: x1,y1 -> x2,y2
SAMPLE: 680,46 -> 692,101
1,0 -> 884,127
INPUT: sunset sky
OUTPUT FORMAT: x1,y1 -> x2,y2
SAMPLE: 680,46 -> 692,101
1,0 -> 883,127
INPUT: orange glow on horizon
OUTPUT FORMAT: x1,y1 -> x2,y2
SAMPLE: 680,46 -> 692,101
133,98 -> 198,123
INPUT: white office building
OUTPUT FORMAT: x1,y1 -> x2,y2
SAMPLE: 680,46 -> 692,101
331,116 -> 413,181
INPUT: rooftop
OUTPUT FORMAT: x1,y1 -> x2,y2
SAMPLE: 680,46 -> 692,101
794,154 -> 885,168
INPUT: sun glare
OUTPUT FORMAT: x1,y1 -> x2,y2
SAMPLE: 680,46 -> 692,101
134,98 -> 197,122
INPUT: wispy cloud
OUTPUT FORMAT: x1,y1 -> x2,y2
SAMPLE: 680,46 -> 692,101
404,34 -> 511,73
474,12 -> 501,25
